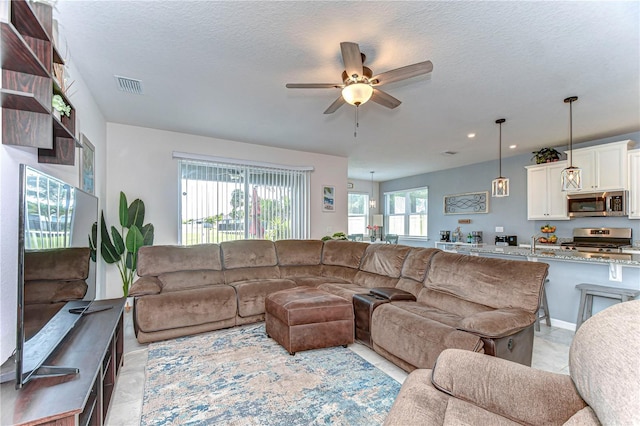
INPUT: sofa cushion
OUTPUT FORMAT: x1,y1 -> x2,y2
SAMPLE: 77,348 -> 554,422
228,278 -> 297,317
24,280 -> 87,304
321,240 -> 367,268
288,276 -> 350,288
158,270 -> 226,292
425,251 -> 548,313
321,264 -> 359,282
383,369 -> 450,425
275,239 -> 323,265
137,244 -> 221,276
371,303 -> 483,369
359,244 -> 411,278
221,239 -> 277,269
224,266 -> 281,283
279,265 -> 323,279
317,283 -> 369,301
24,247 -> 90,281
401,248 -> 440,282
352,271 -> 399,288
129,276 -> 162,296
417,288 -> 493,318
134,285 -> 237,332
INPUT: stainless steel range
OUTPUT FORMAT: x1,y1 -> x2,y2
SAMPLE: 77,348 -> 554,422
561,228 -> 632,259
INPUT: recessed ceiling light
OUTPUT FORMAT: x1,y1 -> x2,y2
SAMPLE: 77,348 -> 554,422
467,133 -> 476,138
509,144 -> 517,149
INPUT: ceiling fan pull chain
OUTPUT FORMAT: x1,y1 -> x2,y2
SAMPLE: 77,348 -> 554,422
354,105 -> 359,138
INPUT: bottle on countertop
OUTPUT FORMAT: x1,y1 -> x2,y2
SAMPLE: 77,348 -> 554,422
467,233 -> 472,243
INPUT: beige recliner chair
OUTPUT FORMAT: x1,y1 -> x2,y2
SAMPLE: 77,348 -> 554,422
385,299 -> 640,425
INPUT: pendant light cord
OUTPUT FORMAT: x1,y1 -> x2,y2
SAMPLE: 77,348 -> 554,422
495,118 -> 506,177
498,121 -> 502,176
564,96 -> 578,167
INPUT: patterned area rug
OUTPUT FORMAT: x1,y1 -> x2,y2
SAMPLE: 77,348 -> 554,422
141,324 -> 401,425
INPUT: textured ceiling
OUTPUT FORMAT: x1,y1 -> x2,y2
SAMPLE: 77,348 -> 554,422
54,1 -> 640,181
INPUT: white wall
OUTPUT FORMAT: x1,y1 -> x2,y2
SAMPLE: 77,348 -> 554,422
0,59 -> 107,363
104,123 -> 348,298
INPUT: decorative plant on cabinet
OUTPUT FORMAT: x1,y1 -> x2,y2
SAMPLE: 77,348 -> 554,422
98,192 -> 154,299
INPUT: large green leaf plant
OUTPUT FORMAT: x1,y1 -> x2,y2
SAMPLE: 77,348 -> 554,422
100,192 -> 154,297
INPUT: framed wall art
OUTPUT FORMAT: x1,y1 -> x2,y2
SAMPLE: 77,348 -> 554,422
443,191 -> 489,215
79,134 -> 95,195
322,185 -> 335,212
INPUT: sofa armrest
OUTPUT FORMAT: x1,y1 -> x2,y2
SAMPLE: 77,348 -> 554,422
129,276 -> 162,296
369,287 -> 416,301
431,349 -> 587,425
458,308 -> 535,338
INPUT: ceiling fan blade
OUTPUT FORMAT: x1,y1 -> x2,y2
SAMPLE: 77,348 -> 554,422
371,89 -> 402,109
324,96 -> 346,114
286,83 -> 342,89
340,42 -> 363,79
371,60 -> 433,86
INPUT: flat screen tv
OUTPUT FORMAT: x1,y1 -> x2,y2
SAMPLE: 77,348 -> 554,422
11,165 -> 98,388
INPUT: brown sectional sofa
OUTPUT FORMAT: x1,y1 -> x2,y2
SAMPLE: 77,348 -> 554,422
130,239 -> 549,370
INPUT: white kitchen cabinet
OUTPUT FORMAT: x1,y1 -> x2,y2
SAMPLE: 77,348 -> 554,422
526,161 -> 569,220
567,140 -> 632,191
629,149 -> 640,219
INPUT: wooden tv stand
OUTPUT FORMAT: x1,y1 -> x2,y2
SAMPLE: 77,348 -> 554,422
1,298 -> 125,425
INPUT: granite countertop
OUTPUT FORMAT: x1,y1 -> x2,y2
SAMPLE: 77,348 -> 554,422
448,244 -> 640,267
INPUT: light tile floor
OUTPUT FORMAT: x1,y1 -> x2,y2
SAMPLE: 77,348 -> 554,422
105,312 -> 574,425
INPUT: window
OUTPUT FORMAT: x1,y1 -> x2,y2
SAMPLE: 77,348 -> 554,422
384,187 -> 428,237
177,156 -> 312,244
347,192 -> 369,235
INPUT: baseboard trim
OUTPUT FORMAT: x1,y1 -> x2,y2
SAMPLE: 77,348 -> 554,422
550,318 -> 576,332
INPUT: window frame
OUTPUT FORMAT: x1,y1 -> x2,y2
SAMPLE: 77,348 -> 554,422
347,191 -> 370,235
384,186 -> 429,239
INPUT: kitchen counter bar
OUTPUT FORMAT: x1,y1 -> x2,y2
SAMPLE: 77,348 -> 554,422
452,244 -> 640,267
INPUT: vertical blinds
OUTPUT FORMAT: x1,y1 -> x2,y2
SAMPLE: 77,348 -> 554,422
177,157 -> 311,244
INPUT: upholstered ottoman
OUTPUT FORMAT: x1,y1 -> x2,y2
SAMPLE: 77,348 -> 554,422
265,287 -> 354,355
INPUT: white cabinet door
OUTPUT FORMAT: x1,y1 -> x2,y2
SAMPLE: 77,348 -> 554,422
527,166 -> 548,220
546,162 -> 570,219
570,150 -> 596,189
629,150 -> 640,219
568,140 -> 630,191
526,161 -> 569,220
596,144 -> 627,190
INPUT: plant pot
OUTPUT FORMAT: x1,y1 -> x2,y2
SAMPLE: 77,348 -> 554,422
52,109 -> 61,120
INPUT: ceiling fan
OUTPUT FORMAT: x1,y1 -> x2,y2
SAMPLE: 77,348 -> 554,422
286,42 -> 433,114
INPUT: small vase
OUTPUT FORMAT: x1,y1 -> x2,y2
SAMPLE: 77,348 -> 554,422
370,236 -> 376,242
52,109 -> 61,120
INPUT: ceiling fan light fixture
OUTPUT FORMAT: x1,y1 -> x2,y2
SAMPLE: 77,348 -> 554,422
342,83 -> 373,106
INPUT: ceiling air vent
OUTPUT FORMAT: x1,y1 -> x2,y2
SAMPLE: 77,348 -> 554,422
114,75 -> 143,94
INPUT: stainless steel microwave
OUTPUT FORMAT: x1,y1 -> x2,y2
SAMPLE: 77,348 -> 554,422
567,190 -> 628,217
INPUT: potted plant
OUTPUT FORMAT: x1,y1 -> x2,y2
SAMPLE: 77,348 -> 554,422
96,192 -> 154,305
531,147 -> 562,164
366,225 -> 380,241
52,94 -> 71,119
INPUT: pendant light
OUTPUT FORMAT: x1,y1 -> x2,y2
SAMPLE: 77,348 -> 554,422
491,118 -> 509,197
369,171 -> 377,209
561,96 -> 582,191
